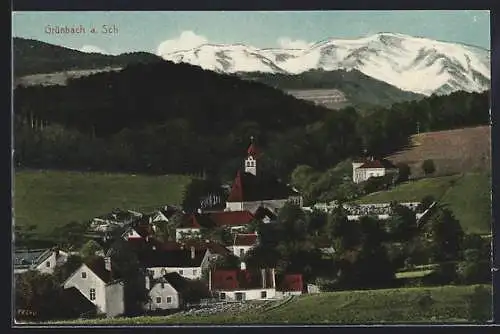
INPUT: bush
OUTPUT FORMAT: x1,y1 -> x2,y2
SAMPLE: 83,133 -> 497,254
457,249 -> 491,284
422,262 -> 458,286
465,285 -> 491,323
422,159 -> 436,175
396,163 -> 411,183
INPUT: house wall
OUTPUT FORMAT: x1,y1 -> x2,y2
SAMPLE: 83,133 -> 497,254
226,198 -> 298,214
175,228 -> 201,241
146,282 -> 180,311
148,266 -> 202,280
228,245 -> 253,258
63,264 -> 107,315
275,290 -> 303,299
104,282 -> 125,318
216,288 -> 276,301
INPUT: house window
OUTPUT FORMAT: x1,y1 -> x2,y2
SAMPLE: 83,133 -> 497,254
161,283 -> 165,289
167,297 -> 172,303
179,270 -> 184,275
156,297 -> 161,304
261,291 -> 267,298
239,249 -> 245,257
89,288 -> 96,301
81,272 -> 87,279
193,269 -> 197,276
46,261 -> 50,267
220,292 -> 226,300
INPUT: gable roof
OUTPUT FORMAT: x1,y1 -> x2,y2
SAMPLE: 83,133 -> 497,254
227,171 -> 300,202
178,213 -> 215,229
208,211 -> 255,227
233,233 -> 258,246
14,249 -> 51,269
61,287 -> 97,315
85,257 -> 113,283
179,240 -> 232,257
138,248 -> 207,268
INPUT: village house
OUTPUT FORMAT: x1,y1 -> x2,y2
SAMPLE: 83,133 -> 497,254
14,248 -> 70,275
144,272 -> 190,312
210,264 -> 277,301
352,157 -> 398,184
225,139 -> 303,214
138,246 -> 210,280
275,273 -> 304,298
62,257 -> 125,318
228,233 -> 258,258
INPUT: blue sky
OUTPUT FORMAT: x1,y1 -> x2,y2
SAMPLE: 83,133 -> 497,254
12,11 -> 490,55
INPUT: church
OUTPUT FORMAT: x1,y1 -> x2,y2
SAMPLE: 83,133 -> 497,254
225,138 -> 303,214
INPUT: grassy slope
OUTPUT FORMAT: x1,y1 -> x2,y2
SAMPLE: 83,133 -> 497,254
14,170 -> 191,238
50,285 -> 491,324
354,173 -> 491,234
387,126 -> 491,178
440,172 -> 492,235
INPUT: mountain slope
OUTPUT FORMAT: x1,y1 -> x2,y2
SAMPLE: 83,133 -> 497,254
160,33 -> 490,96
13,37 -> 163,77
240,69 -> 425,109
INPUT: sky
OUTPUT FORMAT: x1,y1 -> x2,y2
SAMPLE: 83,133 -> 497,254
12,11 -> 490,55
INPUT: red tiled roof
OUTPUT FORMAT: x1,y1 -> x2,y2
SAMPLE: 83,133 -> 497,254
277,274 -> 303,292
358,159 -> 396,169
227,170 -> 244,202
179,240 -> 232,257
178,214 -> 203,228
234,233 -> 258,246
209,211 -> 255,227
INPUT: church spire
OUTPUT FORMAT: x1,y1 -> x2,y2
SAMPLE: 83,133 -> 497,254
245,137 -> 258,175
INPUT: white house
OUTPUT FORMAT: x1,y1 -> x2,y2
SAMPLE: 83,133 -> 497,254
225,140 -> 303,213
352,157 -> 398,184
210,266 -> 278,301
14,248 -> 70,275
140,246 -> 211,280
63,257 -> 125,318
228,233 -> 258,258
145,272 -> 188,311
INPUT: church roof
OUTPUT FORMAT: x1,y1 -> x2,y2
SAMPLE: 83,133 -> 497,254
227,170 -> 300,202
247,143 -> 260,157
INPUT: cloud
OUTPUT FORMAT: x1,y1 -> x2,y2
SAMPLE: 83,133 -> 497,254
79,45 -> 109,54
277,37 -> 312,49
156,31 -> 209,56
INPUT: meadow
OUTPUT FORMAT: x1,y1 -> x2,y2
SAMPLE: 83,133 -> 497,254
48,284 -> 491,325
14,169 -> 192,240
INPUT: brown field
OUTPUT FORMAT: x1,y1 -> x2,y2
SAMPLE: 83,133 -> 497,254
387,126 -> 491,178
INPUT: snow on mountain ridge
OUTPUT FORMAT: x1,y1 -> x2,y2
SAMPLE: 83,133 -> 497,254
159,33 -> 490,96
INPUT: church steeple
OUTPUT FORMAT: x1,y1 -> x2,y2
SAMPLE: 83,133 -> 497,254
244,136 -> 258,175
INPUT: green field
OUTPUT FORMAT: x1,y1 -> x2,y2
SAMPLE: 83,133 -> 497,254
354,173 -> 491,234
49,284 -> 491,325
14,170 -> 192,239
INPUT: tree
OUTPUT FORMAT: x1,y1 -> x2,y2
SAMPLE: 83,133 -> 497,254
15,270 -> 64,321
107,239 -> 149,315
457,249 -> 491,284
423,206 -> 464,263
79,240 -> 103,260
422,159 -> 436,176
386,203 -> 417,242
396,162 -> 411,183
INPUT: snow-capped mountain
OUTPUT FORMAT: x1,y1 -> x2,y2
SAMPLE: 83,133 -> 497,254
160,33 -> 490,96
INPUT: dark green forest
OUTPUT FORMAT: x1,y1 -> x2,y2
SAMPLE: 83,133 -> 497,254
14,59 -> 490,182
13,37 -> 163,77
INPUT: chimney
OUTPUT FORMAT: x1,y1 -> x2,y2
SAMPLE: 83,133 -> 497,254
190,246 -> 195,259
261,268 -> 266,289
240,261 -> 246,271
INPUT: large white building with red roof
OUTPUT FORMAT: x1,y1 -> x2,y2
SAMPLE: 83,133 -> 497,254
225,139 -> 303,213
352,157 -> 398,184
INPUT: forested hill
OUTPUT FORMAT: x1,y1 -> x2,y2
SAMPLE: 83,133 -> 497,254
15,61 -> 327,137
239,70 -> 425,109
13,37 -> 163,77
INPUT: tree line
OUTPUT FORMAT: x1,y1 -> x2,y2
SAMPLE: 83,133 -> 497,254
14,60 -> 490,182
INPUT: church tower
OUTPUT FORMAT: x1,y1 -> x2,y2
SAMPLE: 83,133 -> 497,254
244,136 -> 259,176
